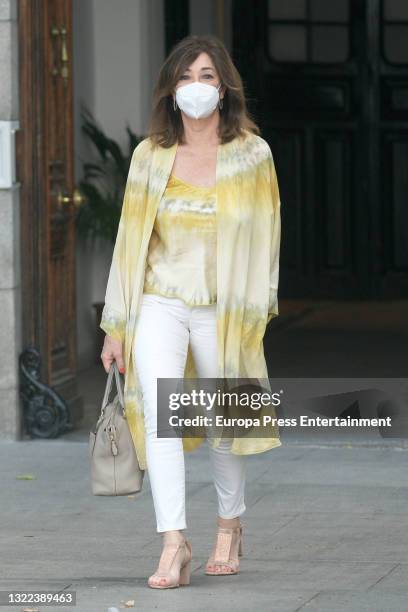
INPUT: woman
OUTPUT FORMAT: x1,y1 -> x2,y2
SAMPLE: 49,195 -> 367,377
100,34 -> 282,589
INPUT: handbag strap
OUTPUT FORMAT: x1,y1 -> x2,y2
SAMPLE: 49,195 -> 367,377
101,361 -> 125,411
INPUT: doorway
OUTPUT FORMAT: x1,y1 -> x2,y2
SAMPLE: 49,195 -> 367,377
232,0 -> 408,299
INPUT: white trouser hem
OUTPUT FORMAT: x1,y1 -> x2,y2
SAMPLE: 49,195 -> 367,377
157,523 -> 188,533
217,504 -> 246,519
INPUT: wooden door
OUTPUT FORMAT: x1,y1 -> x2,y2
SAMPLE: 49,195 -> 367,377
232,0 -> 408,299
18,0 -> 83,434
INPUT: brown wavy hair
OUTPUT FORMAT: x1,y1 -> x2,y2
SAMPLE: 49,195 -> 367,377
147,34 -> 260,148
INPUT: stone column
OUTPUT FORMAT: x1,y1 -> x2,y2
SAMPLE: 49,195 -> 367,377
0,0 -> 22,439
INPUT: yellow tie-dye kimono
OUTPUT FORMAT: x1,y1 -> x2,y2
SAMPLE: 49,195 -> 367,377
100,128 -> 282,471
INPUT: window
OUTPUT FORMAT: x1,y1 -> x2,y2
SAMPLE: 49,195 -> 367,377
267,0 -> 350,64
383,0 -> 408,64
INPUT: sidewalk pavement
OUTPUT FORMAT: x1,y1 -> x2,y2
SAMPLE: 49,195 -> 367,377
2,299 -> 407,611
1,433 -> 408,612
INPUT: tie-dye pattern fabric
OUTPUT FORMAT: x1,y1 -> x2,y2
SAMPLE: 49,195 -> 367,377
100,129 -> 282,471
143,173 -> 217,306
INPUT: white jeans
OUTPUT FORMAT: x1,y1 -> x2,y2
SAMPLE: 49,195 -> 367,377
133,293 -> 247,533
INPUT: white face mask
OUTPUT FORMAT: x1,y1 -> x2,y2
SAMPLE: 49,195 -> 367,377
175,81 -> 222,120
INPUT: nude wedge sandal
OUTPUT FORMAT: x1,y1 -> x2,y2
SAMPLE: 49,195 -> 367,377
148,539 -> 192,588
205,521 -> 243,576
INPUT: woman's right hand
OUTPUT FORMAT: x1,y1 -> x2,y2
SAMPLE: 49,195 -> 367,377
100,334 -> 125,374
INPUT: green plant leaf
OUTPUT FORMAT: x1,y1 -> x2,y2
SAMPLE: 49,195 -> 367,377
77,105 -> 145,244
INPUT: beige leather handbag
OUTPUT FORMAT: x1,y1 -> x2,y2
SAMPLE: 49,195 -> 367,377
89,361 -> 144,495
